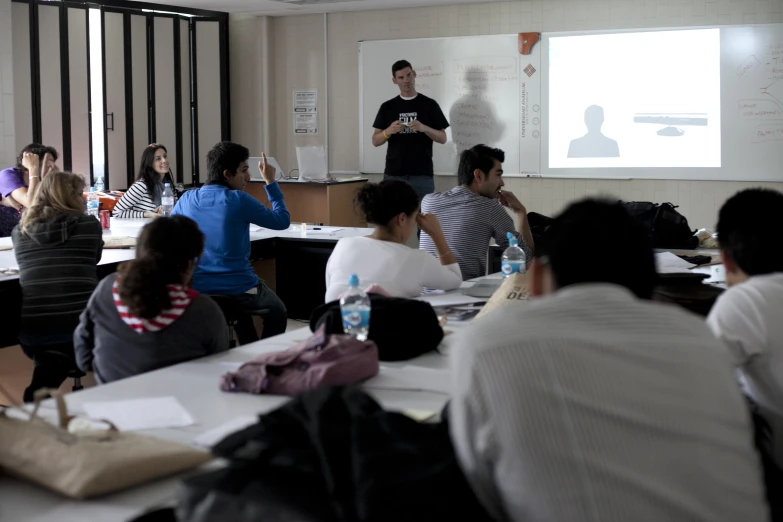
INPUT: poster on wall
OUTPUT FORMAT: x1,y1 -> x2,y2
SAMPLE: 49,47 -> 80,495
294,90 -> 317,113
294,113 -> 318,134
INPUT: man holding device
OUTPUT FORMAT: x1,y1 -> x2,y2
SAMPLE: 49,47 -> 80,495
372,59 -> 449,201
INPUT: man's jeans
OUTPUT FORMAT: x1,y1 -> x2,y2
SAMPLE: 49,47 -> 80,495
383,174 -> 435,202
230,281 -> 287,344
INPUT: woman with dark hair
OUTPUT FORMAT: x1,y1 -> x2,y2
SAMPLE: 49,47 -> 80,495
74,216 -> 229,383
324,179 -> 462,302
12,171 -> 103,402
112,144 -> 174,219
0,144 -> 58,236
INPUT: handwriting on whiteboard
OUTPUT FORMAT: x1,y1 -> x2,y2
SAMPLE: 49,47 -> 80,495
737,99 -> 783,119
737,55 -> 761,76
753,123 -> 783,143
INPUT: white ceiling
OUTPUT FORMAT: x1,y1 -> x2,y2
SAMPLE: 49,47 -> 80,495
138,0 -> 500,17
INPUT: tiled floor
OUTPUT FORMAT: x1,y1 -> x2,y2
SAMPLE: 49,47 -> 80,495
0,319 -> 309,407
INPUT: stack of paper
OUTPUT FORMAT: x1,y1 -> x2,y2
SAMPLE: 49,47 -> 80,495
82,397 -> 195,431
655,252 -> 696,274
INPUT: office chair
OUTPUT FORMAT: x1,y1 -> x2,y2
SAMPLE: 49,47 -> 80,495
207,295 -> 270,347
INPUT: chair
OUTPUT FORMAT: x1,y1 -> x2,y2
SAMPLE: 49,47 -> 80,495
207,295 -> 270,347
44,349 -> 85,392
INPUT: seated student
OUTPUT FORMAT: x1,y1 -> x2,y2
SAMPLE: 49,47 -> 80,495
0,144 -> 57,237
12,171 -> 103,402
449,199 -> 768,522
173,144 -> 289,343
325,180 -> 461,302
419,144 -> 533,280
112,143 -> 174,219
74,216 -> 228,383
707,188 -> 783,469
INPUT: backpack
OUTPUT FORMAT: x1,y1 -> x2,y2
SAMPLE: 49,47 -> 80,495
310,295 -> 444,362
622,201 -> 699,250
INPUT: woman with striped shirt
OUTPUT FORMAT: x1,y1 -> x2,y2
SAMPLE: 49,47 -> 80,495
12,171 -> 103,402
112,143 -> 174,219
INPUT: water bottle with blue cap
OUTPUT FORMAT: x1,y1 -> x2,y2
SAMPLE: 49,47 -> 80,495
501,231 -> 526,277
339,274 -> 371,340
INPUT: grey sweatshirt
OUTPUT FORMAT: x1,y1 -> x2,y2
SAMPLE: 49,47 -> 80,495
74,273 -> 230,383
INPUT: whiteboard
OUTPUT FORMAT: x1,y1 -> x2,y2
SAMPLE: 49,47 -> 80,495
359,35 -> 541,176
540,24 -> 783,181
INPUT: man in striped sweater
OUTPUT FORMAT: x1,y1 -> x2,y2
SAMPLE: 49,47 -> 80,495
419,144 -> 534,280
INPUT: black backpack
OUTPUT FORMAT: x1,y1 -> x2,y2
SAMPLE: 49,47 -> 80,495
310,295 -> 444,362
622,201 -> 699,250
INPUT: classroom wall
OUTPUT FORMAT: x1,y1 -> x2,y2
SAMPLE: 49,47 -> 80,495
0,0 -> 16,168
231,0 -> 783,230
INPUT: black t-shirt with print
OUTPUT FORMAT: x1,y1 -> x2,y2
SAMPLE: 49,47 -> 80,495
373,94 -> 449,177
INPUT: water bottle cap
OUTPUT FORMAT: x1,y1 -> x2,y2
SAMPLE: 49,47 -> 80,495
164,183 -> 171,187
348,274 -> 359,287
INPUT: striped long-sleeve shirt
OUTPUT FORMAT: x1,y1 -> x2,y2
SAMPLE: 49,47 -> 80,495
419,187 -> 531,280
112,180 -> 160,218
449,283 -> 769,522
12,215 -> 104,337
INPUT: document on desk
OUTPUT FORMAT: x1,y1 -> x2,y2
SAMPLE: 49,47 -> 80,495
364,365 -> 451,395
82,397 -> 195,431
416,293 -> 486,308
655,252 -> 696,274
192,415 -> 258,448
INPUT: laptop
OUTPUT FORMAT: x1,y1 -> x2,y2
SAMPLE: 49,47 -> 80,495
248,156 -> 285,180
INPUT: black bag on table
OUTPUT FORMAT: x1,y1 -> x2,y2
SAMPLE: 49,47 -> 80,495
309,295 -> 443,362
176,386 -> 491,522
622,201 -> 699,250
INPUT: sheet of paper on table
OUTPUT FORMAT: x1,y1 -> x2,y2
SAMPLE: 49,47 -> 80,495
82,397 -> 195,431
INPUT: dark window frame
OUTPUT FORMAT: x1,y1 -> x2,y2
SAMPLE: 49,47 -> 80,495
11,0 -> 229,189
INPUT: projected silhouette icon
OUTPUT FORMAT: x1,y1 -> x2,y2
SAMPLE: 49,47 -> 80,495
567,105 -> 620,158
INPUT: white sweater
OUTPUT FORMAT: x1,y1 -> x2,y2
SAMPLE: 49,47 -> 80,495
325,236 -> 462,302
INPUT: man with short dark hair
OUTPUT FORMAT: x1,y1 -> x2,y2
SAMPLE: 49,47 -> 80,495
449,199 -> 768,522
707,188 -> 783,468
372,59 -> 449,200
173,142 -> 290,342
419,144 -> 533,280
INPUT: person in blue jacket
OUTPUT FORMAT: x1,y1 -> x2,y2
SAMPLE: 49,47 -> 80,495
173,142 -> 290,343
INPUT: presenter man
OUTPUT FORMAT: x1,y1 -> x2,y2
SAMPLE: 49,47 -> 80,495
372,59 -> 449,201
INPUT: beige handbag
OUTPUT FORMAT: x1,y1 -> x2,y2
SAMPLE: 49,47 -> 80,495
474,273 -> 530,320
0,387 -> 211,499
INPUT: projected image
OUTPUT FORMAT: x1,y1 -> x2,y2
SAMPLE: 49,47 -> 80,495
548,29 -> 721,169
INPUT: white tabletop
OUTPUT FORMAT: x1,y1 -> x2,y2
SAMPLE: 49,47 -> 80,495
0,220 -> 373,284
0,286 -> 476,521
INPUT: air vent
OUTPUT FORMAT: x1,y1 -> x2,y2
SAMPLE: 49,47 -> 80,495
270,0 -> 364,5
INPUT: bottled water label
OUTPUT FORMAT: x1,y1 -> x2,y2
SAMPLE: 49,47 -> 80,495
501,261 -> 524,276
342,309 -> 370,330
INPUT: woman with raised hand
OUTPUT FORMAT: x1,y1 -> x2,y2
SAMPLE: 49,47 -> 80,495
75,215 -> 229,383
112,143 -> 174,219
325,179 -> 462,302
12,171 -> 103,401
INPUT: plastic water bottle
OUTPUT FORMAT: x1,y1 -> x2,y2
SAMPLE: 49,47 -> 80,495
161,183 -> 174,217
86,187 -> 99,219
501,231 -> 526,277
340,274 -> 371,341
94,176 -> 104,194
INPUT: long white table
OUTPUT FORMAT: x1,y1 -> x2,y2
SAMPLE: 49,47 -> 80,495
0,219 -> 373,283
0,283 -> 477,522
